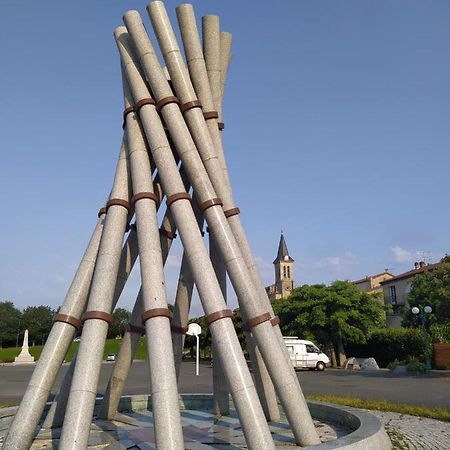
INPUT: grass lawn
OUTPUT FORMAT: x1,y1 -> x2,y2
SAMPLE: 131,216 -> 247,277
0,346 -> 45,362
307,394 -> 450,422
0,338 -> 150,363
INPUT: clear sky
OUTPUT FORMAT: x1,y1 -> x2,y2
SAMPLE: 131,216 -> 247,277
1,1 -> 449,317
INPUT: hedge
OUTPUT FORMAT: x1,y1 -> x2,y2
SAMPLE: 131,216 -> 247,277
345,328 -> 430,368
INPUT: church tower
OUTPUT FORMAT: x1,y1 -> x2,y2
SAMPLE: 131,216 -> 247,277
273,232 -> 294,299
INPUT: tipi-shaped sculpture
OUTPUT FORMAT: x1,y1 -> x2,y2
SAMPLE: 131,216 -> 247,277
3,3 -> 320,449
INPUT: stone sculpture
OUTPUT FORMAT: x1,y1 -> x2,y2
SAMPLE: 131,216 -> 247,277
3,2 -> 320,449
361,357 -> 380,371
343,357 -> 361,370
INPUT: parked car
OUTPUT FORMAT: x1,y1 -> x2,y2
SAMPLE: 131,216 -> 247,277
283,337 -> 330,371
73,337 -> 81,342
106,353 -> 116,362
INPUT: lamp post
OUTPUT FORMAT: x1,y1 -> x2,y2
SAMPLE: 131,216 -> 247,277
411,305 -> 432,370
187,323 -> 202,376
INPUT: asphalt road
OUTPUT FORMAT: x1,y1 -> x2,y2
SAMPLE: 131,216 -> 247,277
0,360 -> 449,409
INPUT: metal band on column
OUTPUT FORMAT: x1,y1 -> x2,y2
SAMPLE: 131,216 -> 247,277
106,199 -> 131,213
53,314 -> 81,330
166,192 -> 191,208
270,316 -> 280,326
134,97 -> 156,113
98,207 -> 107,218
206,309 -> 233,326
203,110 -> 219,120
122,106 -> 135,129
242,313 -> 271,332
131,192 -> 160,207
199,198 -> 223,212
156,96 -> 179,112
142,308 -> 173,323
180,100 -> 202,114
224,207 -> 240,218
81,311 -> 114,325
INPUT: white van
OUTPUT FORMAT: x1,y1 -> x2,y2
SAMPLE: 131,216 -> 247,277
283,337 -> 330,371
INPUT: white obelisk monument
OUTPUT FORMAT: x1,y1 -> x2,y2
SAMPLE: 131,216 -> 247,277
14,329 -> 35,364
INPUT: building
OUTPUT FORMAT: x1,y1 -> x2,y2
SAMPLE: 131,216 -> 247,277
352,270 -> 394,296
265,232 -> 294,300
380,261 -> 441,327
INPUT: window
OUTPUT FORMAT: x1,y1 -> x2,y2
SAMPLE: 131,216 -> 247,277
390,286 -> 397,305
306,344 -> 316,353
283,266 -> 287,278
287,266 -> 291,278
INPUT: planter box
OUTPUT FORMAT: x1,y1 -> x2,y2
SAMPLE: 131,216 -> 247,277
434,343 -> 450,369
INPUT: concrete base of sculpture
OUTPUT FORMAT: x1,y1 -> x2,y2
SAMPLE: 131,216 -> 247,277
0,394 -> 391,449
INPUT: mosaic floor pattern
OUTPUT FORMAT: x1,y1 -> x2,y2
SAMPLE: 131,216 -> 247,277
29,408 -> 348,449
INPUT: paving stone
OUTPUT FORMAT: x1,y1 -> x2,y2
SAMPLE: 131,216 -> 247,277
368,410 -> 450,450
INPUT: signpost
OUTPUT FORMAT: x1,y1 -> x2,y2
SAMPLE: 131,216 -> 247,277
187,323 -> 202,376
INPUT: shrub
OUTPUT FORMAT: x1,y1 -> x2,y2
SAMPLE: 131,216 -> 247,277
429,323 -> 450,344
345,328 -> 429,367
406,358 -> 427,373
387,359 -> 402,371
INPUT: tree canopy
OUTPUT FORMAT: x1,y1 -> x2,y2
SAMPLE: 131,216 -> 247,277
0,301 -> 22,348
404,261 -> 450,327
108,308 -> 131,339
22,305 -> 55,346
272,280 -> 386,366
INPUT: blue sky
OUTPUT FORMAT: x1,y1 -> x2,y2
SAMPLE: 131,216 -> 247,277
1,1 -> 449,316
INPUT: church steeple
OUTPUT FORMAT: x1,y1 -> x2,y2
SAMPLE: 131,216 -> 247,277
270,231 -> 295,299
273,232 -> 294,264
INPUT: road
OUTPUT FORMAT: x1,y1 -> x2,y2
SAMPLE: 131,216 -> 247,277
0,360 -> 449,409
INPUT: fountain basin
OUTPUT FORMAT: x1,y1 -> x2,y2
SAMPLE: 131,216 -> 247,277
0,394 -> 391,449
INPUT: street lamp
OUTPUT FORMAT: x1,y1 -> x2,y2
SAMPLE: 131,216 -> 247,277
411,305 -> 432,370
186,323 -> 202,376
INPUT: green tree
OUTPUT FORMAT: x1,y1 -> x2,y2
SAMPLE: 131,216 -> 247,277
108,308 -> 131,339
272,281 -> 386,366
21,305 -> 54,346
0,301 -> 22,348
403,262 -> 450,328
439,254 -> 450,264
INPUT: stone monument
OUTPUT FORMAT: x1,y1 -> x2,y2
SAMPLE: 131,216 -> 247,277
13,330 -> 35,364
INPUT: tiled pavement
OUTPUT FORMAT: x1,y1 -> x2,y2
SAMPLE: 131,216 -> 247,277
369,410 -> 449,450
